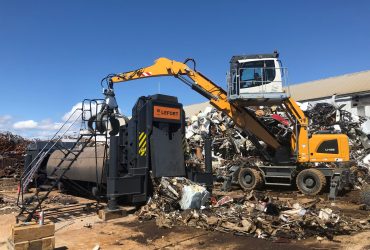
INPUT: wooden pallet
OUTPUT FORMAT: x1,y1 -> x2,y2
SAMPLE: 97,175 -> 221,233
7,222 -> 55,250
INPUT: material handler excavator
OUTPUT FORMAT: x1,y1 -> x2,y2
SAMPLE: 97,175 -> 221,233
102,52 -> 352,198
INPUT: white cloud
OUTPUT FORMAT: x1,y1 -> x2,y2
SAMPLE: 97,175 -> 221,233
13,120 -> 38,129
0,115 -> 13,129
62,102 -> 83,122
38,119 -> 65,131
4,101 -> 108,139
62,102 -> 101,122
0,115 -> 12,123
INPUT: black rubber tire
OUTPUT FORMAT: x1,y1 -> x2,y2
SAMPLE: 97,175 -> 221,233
89,114 -> 120,135
87,115 -> 96,133
109,116 -> 120,136
296,169 -> 327,195
238,168 -> 263,191
87,115 -> 106,134
95,113 -> 107,134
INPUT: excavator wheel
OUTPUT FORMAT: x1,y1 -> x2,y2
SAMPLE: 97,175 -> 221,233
296,169 -> 327,195
238,168 -> 263,191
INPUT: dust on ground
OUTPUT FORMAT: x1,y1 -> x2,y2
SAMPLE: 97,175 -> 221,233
0,180 -> 369,250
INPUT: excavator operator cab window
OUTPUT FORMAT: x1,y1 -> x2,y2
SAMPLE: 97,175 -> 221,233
239,60 -> 276,89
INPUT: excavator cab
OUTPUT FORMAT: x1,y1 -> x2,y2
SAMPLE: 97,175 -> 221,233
228,51 -> 288,105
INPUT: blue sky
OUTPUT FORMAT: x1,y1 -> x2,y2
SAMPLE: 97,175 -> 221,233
1,1 -> 370,138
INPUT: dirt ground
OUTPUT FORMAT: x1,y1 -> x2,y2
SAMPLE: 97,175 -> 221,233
0,180 -> 369,250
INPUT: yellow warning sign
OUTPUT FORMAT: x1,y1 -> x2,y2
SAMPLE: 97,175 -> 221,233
138,132 -> 147,156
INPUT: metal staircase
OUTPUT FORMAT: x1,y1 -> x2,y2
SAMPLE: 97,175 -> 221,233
16,99 -> 108,222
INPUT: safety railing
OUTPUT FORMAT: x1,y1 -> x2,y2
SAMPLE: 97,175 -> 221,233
19,109 -> 83,193
81,99 -> 105,122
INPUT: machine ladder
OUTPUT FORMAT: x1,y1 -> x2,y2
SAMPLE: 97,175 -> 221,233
16,99 -> 107,222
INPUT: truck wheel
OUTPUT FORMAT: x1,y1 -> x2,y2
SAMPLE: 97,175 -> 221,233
296,169 -> 326,195
238,168 -> 263,191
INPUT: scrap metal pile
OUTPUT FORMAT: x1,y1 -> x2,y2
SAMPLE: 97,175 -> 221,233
185,107 -> 258,168
185,102 -> 370,176
138,177 -> 370,240
304,102 -> 370,166
0,132 -> 31,178
45,194 -> 79,205
135,102 -> 370,240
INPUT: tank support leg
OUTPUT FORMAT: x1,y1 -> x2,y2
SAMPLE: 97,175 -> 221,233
107,136 -> 119,211
107,197 -> 118,211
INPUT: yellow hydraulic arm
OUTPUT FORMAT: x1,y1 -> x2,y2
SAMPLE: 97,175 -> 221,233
109,57 -> 281,151
282,97 -> 309,162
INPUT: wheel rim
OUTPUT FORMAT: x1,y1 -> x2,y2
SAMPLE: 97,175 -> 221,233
304,176 -> 316,189
244,174 -> 253,184
241,171 -> 255,187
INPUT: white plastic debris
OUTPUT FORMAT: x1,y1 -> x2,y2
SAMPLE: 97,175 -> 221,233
190,115 -> 198,123
203,106 -> 213,115
333,124 -> 342,132
361,119 -> 370,134
318,208 -> 333,221
185,129 -> 195,139
281,203 -> 306,216
179,184 -> 210,210
296,101 -> 309,111
363,153 -> 370,166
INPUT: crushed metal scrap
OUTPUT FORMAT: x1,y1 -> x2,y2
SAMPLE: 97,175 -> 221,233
45,194 -> 79,205
304,102 -> 370,164
185,102 -> 370,184
0,132 -> 31,178
185,107 -> 260,171
138,177 -> 370,240
156,102 -> 370,240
